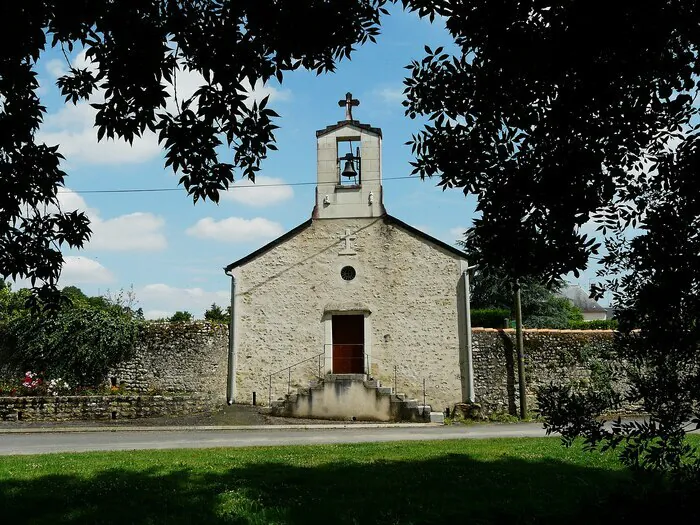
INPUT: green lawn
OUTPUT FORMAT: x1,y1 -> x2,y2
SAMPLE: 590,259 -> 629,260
0,437 -> 695,524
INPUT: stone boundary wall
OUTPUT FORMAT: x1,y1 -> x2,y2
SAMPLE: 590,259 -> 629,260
1,323 -> 628,419
110,322 -> 228,401
471,328 -> 618,415
0,394 -> 215,422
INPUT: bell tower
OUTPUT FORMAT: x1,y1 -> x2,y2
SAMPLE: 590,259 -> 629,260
313,93 -> 384,219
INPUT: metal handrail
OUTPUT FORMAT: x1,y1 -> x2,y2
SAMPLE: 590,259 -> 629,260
363,354 -> 429,413
266,351 -> 324,406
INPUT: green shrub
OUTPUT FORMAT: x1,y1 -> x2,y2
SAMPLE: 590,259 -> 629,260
204,303 -> 228,323
471,309 -> 509,328
169,311 -> 193,323
525,297 -> 583,329
567,319 -> 618,330
0,303 -> 141,387
487,411 -> 520,423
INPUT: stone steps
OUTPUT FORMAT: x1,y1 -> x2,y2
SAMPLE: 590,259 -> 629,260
269,373 -> 433,422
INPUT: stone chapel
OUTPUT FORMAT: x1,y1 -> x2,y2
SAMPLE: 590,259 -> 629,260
224,94 -> 471,420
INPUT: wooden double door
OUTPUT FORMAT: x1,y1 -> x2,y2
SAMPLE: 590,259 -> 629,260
332,314 -> 365,374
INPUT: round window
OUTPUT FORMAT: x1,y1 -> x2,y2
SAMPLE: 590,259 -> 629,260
340,266 -> 356,281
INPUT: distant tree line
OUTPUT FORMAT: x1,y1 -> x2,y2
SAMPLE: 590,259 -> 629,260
469,268 -> 583,329
155,303 -> 229,324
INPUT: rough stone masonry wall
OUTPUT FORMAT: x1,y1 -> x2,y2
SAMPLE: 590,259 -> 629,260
0,395 -> 213,422
109,322 -> 228,401
0,319 -> 626,419
471,328 -> 617,415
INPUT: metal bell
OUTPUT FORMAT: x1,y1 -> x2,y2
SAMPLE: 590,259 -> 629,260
341,159 -> 357,178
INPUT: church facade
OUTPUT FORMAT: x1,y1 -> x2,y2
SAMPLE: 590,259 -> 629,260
224,97 -> 471,414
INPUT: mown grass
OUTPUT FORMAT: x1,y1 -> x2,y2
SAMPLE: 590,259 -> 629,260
0,437 -> 696,524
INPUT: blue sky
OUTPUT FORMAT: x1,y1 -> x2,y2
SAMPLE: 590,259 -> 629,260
23,6 -> 599,318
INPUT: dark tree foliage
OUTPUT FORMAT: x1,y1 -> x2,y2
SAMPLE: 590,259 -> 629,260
204,303 -> 228,323
470,267 -> 581,328
0,0 -> 388,305
169,310 -> 193,323
400,1 -> 700,478
541,134 -> 700,480
401,0 -> 698,282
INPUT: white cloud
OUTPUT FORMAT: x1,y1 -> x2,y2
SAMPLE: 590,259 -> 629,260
60,256 -> 114,285
138,284 -> 229,319
449,226 -> 467,239
220,175 -> 294,207
244,79 -> 292,106
186,217 -> 283,243
143,310 -> 173,321
39,101 -> 162,165
56,189 -> 167,252
45,58 -> 67,79
91,213 -> 167,251
38,46 -> 291,167
374,86 -> 404,104
577,218 -> 603,239
7,277 -> 33,290
165,52 -> 291,112
43,101 -> 96,131
38,48 -> 162,166
45,49 -> 98,80
165,66 -> 207,114
72,48 -> 98,74
56,187 -> 98,217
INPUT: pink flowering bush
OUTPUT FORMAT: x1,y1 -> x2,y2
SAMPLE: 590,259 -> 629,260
22,370 -> 42,388
0,371 -> 70,397
0,371 -> 127,397
19,370 -> 46,396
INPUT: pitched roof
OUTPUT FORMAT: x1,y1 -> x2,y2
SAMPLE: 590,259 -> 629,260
223,219 -> 313,272
558,285 -> 607,313
223,214 -> 466,272
316,120 -> 382,138
383,215 -> 468,260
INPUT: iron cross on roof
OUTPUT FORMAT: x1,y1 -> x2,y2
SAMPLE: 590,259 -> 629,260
338,92 -> 360,121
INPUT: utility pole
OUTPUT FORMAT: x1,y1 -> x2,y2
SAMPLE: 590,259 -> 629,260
513,279 -> 527,419
462,263 -> 478,403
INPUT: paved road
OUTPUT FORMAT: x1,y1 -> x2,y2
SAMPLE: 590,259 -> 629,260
0,423 -> 551,455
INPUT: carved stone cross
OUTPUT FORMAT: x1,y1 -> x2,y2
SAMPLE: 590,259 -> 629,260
339,228 -> 357,255
338,92 -> 360,121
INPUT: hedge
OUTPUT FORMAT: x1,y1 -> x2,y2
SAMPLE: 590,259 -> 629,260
567,319 -> 618,330
471,309 -> 510,328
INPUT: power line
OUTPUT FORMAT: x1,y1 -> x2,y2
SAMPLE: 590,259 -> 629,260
57,175 -> 420,195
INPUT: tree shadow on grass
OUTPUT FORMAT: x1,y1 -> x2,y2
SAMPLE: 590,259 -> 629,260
0,450 -> 691,525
